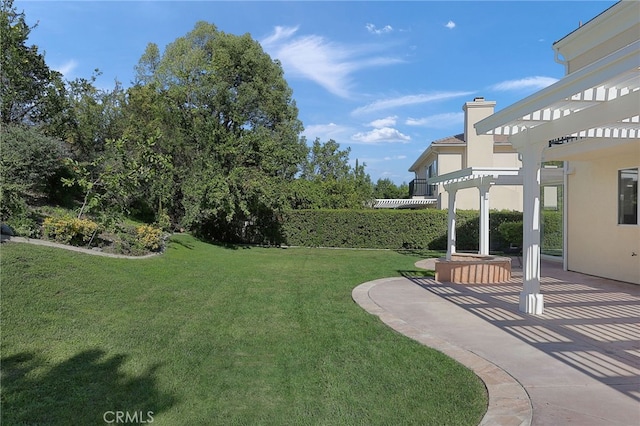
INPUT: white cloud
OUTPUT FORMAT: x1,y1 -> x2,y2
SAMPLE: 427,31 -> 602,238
405,112 -> 464,128
366,23 -> 393,35
352,91 -> 475,115
53,59 -> 78,77
490,76 -> 558,92
261,26 -> 403,99
445,20 -> 456,30
261,25 -> 299,45
351,127 -> 411,144
359,154 -> 408,165
368,116 -> 397,128
303,122 -> 352,141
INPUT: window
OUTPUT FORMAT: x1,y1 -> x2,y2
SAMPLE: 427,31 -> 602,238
426,160 -> 438,196
618,168 -> 638,225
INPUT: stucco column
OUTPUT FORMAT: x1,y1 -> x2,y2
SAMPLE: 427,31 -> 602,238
445,184 -> 458,260
479,180 -> 492,256
520,143 -> 545,315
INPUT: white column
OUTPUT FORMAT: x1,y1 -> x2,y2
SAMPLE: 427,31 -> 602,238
479,180 -> 491,255
446,185 -> 458,260
520,143 -> 545,314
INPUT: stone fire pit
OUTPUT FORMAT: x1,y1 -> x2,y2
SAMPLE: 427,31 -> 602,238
435,253 -> 511,284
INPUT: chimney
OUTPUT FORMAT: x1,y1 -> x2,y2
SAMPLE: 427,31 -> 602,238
463,97 -> 496,167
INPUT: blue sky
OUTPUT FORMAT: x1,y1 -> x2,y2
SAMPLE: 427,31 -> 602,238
17,1 -> 615,184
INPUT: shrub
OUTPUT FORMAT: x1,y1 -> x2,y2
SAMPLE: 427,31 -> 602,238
135,224 -> 163,252
5,214 -> 41,238
498,221 -> 523,247
0,125 -> 66,218
42,216 -> 99,246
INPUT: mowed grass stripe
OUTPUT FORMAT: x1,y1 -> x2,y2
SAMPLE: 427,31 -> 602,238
1,235 -> 487,425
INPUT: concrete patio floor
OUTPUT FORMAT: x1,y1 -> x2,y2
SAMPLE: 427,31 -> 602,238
352,258 -> 640,426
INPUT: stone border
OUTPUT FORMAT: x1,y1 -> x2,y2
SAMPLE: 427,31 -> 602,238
0,235 -> 161,259
352,278 -> 532,426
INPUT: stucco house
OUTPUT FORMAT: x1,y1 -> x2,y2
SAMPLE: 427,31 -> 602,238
442,0 -> 639,314
408,97 -> 524,211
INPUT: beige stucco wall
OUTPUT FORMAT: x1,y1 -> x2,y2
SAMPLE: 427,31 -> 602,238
445,185 -> 522,211
491,150 -> 523,211
465,100 -> 495,168
567,152 -> 640,284
487,186 -> 523,212
436,152 -> 463,209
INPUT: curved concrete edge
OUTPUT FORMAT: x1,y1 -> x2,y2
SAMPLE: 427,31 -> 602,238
0,235 -> 161,259
415,258 -> 437,270
352,278 -> 533,426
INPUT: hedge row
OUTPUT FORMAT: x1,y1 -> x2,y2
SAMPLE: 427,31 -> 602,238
541,210 -> 563,251
280,209 -> 522,250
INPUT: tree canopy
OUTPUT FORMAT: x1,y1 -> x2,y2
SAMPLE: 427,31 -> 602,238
0,0 -> 67,130
1,11 -> 407,244
127,22 -> 309,237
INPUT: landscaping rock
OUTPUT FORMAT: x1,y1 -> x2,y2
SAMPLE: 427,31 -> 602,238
1,224 -> 15,236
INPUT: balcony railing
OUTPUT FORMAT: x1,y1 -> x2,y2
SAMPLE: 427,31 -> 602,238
409,179 -> 438,197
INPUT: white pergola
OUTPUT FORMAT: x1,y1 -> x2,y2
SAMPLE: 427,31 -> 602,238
373,198 -> 436,209
427,167 -> 563,259
473,39 -> 639,315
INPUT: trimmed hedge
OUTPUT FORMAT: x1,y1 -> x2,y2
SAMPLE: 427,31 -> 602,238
280,209 -> 562,252
280,209 -> 526,251
541,210 -> 563,252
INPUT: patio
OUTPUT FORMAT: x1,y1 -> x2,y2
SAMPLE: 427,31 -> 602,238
353,259 -> 640,425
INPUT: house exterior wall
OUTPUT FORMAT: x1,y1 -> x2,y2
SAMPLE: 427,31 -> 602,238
492,149 -> 523,211
436,152 -> 464,209
552,1 -> 640,285
411,98 -> 524,212
566,151 -> 640,284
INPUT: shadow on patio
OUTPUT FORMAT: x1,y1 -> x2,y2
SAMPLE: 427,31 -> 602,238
402,259 -> 640,402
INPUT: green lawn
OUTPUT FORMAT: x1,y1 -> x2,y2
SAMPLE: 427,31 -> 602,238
1,235 -> 487,425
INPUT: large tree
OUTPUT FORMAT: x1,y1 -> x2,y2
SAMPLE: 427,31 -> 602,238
0,0 -> 67,131
293,138 -> 374,209
129,22 -> 307,238
374,178 -> 409,199
63,72 -> 125,161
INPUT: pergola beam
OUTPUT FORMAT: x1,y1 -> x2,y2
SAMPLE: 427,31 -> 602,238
509,89 -> 640,149
475,40 -> 640,136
